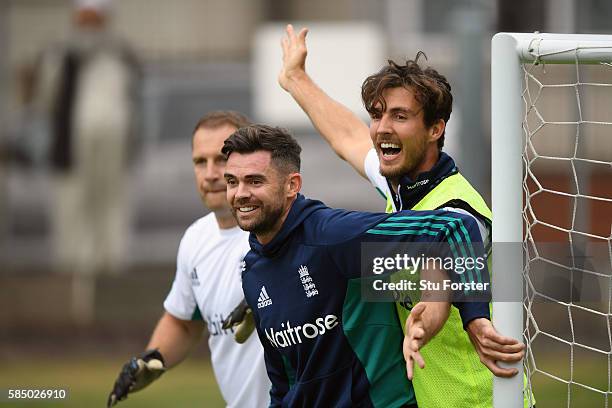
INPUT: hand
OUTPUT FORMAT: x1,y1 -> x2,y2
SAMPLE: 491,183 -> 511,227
403,302 -> 427,380
403,301 -> 450,380
466,318 -> 525,377
279,24 -> 309,92
107,349 -> 166,407
222,298 -> 256,344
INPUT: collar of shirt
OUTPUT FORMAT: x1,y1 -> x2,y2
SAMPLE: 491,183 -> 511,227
387,152 -> 458,211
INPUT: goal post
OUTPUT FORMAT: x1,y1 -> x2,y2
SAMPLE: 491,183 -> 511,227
491,32 -> 612,408
491,32 -> 524,408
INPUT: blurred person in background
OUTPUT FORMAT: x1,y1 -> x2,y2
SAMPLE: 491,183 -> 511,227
26,0 -> 141,324
278,24 -> 533,408
107,111 -> 270,408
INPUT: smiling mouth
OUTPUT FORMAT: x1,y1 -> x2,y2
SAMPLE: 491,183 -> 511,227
237,206 -> 257,213
379,142 -> 402,158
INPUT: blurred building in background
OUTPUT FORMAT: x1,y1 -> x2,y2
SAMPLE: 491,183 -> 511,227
0,0 -> 609,351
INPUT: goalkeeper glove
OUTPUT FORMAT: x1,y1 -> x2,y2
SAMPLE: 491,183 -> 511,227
107,348 -> 166,407
222,298 -> 256,344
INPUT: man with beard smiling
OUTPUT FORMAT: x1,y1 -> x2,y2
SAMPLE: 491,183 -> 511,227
107,111 -> 270,407
278,25 -> 533,407
222,124 -> 492,407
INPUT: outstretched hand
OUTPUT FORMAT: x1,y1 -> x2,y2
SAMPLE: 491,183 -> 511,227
403,302 -> 427,380
466,318 -> 525,377
403,300 -> 450,380
279,24 -> 309,92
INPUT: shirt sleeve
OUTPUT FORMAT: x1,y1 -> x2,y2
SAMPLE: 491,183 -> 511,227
457,302 -> 490,328
413,209 -> 491,324
327,209 -> 491,326
163,230 -> 201,321
438,207 -> 491,326
363,148 -> 391,202
440,206 -> 490,249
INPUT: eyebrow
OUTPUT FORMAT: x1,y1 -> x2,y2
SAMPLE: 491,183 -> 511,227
223,173 -> 266,180
387,106 -> 418,115
371,104 -> 418,115
243,174 -> 266,181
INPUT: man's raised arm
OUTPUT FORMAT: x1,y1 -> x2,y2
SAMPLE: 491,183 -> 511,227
279,24 -> 373,178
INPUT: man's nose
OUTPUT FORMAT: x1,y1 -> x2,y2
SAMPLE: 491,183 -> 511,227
235,182 -> 251,199
205,162 -> 221,181
377,114 -> 393,135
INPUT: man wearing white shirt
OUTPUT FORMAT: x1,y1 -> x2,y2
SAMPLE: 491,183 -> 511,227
107,111 -> 270,408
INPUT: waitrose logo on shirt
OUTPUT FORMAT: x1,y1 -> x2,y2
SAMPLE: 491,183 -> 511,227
265,314 -> 339,349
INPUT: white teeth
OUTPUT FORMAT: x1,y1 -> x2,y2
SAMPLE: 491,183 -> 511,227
239,207 -> 256,212
380,142 -> 401,149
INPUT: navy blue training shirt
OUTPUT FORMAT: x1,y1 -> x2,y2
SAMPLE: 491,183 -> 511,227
242,194 -> 490,407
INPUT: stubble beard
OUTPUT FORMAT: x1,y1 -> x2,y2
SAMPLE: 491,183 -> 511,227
234,200 -> 285,236
378,139 -> 427,181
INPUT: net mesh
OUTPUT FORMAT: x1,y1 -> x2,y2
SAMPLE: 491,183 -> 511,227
521,42 -> 612,407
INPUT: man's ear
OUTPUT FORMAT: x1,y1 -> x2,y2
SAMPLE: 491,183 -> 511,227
429,119 -> 446,143
287,172 -> 302,197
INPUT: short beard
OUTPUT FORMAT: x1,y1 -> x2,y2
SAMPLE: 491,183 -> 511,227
234,201 -> 285,236
248,204 -> 284,236
377,140 -> 427,180
379,163 -> 413,179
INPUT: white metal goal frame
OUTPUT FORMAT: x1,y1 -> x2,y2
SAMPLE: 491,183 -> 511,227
491,32 -> 612,408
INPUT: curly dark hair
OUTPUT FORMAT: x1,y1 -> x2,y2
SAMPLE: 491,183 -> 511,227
361,52 -> 452,150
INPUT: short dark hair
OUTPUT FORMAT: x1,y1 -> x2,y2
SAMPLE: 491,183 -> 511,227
193,110 -> 251,133
221,124 -> 301,173
361,52 -> 452,150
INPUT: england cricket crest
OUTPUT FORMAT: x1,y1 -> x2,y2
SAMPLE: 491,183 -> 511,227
298,265 -> 319,298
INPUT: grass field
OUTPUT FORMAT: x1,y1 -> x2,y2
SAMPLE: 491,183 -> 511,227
526,351 -> 609,408
0,356 -> 224,407
0,353 -> 606,407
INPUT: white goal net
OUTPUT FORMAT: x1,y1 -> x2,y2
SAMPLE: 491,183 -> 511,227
522,39 -> 612,407
492,33 -> 612,408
